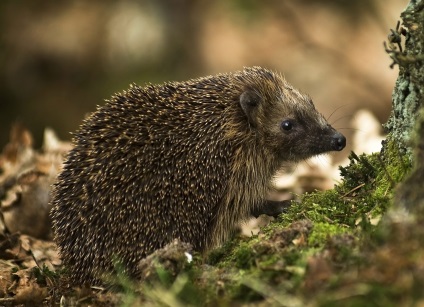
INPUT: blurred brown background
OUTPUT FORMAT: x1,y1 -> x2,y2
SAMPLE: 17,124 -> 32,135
0,0 -> 407,150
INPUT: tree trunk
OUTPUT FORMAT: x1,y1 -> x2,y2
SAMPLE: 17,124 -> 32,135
384,0 -> 424,157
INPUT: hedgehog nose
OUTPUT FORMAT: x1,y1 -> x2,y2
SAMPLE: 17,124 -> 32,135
332,132 -> 346,151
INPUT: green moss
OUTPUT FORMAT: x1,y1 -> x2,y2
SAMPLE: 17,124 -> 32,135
268,143 -> 408,234
206,239 -> 239,266
232,241 -> 256,269
308,222 -> 349,247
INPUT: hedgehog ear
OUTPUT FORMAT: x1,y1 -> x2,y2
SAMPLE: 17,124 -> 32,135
240,90 -> 260,127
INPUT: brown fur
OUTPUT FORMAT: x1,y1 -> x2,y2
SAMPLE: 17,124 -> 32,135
51,67 -> 345,285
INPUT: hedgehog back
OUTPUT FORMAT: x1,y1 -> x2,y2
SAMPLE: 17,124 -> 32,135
51,76 -> 237,283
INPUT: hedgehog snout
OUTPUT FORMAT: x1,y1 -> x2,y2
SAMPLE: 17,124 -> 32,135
331,132 -> 346,151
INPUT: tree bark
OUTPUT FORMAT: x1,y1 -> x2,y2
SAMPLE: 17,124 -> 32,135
392,0 -> 424,214
384,0 -> 424,157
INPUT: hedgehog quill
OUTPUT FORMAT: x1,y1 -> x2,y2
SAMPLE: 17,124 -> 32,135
51,67 -> 345,285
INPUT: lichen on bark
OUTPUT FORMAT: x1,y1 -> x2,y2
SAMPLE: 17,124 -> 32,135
384,0 -> 424,156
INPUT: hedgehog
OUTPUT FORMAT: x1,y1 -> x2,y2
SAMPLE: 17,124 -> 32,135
50,66 -> 346,285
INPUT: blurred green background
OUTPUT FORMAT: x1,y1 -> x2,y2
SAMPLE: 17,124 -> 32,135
0,0 -> 406,148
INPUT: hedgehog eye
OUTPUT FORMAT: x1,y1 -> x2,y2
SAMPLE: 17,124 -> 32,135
281,120 -> 294,131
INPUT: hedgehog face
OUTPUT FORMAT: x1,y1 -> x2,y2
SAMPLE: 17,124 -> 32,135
239,87 -> 345,162
273,100 -> 345,162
